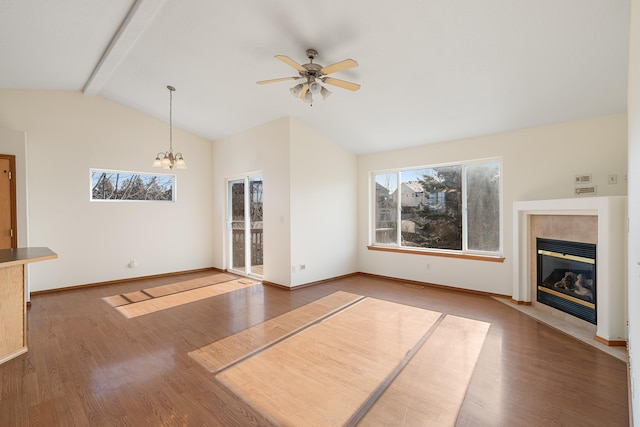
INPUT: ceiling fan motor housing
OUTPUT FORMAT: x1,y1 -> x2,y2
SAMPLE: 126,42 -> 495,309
301,63 -> 323,80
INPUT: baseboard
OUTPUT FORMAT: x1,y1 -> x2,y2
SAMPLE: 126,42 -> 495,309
264,272 -> 510,299
357,272 -> 511,298
511,299 -> 532,305
0,347 -> 27,365
29,267 -> 223,296
594,335 -> 628,347
29,268 -> 508,300
261,280 -> 290,290
263,273 -> 360,291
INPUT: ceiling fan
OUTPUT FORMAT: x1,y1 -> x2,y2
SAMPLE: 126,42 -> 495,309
257,48 -> 360,104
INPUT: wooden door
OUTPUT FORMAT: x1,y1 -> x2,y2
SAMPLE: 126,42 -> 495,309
0,155 -> 17,249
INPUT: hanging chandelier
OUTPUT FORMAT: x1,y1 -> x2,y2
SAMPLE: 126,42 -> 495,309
153,85 -> 187,170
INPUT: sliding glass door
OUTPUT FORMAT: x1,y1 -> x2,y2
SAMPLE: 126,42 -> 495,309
228,175 -> 263,278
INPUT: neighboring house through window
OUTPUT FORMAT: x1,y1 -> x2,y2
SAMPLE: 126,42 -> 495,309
372,159 -> 501,256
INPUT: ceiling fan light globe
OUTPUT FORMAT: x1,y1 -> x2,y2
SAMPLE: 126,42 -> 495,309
320,87 -> 332,100
309,81 -> 322,94
303,92 -> 313,104
290,84 -> 303,97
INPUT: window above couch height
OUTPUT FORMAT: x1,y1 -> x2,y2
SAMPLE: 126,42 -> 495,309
371,159 -> 502,258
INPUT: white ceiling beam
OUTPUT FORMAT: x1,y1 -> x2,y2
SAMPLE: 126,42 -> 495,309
83,0 -> 168,96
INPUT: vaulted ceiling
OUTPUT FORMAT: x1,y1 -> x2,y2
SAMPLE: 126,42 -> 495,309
0,0 -> 630,154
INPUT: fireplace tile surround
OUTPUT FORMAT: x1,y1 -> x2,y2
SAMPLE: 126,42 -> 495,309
513,196 -> 627,345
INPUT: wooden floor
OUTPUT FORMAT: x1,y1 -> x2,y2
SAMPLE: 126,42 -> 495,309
0,271 -> 630,426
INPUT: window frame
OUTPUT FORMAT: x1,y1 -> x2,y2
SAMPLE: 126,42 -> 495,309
369,158 -> 503,259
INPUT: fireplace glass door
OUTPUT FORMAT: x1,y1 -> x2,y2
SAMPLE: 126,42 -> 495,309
537,238 -> 596,324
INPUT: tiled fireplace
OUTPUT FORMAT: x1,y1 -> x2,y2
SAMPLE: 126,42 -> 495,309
513,197 -> 627,344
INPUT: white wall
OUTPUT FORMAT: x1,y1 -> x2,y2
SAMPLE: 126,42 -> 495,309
0,89 -> 628,308
628,0 -> 640,422
289,119 -> 358,286
212,117 -> 358,288
358,114 -> 627,295
212,117 -> 292,286
0,90 -> 214,291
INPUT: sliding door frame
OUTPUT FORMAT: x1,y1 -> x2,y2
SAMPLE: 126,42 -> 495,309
226,172 -> 263,279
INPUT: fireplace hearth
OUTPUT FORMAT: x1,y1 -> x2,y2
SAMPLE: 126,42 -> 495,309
537,238 -> 596,324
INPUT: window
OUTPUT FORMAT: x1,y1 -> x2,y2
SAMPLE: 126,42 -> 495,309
90,169 -> 175,202
372,159 -> 501,255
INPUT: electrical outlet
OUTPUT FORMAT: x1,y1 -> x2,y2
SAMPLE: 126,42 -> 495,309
608,174 -> 618,185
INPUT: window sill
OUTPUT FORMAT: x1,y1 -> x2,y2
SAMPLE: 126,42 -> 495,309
367,245 -> 505,263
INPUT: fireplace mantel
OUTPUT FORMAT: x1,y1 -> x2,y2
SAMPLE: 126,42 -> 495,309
513,196 -> 627,342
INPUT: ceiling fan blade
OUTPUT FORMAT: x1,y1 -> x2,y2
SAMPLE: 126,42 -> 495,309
256,77 -> 299,85
275,55 -> 306,72
299,83 -> 309,99
320,59 -> 358,75
322,77 -> 361,91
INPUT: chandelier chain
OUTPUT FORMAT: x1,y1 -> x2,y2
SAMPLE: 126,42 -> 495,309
168,85 -> 175,152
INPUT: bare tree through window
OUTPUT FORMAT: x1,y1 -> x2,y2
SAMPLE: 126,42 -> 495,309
90,170 -> 175,202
